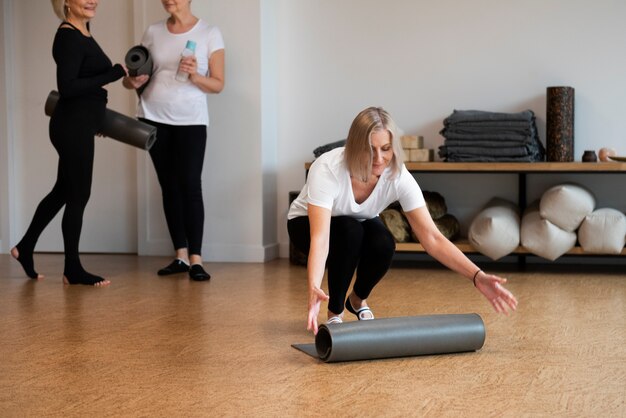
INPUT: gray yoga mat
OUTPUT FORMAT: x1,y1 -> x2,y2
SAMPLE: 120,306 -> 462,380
124,45 -> 153,96
45,90 -> 157,150
292,313 -> 485,363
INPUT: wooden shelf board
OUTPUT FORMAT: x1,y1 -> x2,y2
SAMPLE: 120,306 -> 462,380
404,161 -> 626,173
305,161 -> 626,173
395,240 -> 626,256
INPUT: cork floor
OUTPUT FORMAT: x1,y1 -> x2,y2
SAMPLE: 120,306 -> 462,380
0,254 -> 624,417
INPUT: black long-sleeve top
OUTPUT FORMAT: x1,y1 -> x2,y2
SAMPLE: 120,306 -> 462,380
52,26 -> 125,102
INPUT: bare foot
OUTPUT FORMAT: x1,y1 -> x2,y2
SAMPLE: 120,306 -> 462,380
10,246 -> 44,280
62,275 -> 111,287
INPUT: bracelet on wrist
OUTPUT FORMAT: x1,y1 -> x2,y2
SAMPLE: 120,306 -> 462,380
472,269 -> 482,287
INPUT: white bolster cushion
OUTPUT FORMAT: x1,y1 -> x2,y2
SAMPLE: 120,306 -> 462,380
521,202 -> 577,261
578,208 -> 626,254
468,198 -> 520,260
539,183 -> 595,232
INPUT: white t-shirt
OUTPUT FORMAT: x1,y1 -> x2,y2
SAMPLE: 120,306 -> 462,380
137,19 -> 224,126
288,147 -> 426,220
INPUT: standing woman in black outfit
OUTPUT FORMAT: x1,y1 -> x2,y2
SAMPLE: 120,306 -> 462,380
10,0 -> 126,286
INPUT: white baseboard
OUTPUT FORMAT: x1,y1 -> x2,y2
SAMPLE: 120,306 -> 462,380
138,238 -> 172,256
139,239 -> 280,262
278,242 -> 291,259
203,242 -> 279,262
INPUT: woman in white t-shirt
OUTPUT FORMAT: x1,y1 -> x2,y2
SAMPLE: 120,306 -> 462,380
288,107 -> 518,334
124,0 -> 224,281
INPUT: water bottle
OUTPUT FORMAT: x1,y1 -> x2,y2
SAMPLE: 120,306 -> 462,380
175,40 -> 197,82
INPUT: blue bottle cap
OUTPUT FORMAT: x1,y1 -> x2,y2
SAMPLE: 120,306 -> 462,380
185,40 -> 197,51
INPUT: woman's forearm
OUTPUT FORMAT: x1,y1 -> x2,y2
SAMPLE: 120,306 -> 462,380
421,233 -> 479,281
406,206 -> 479,282
306,204 -> 332,291
189,49 -> 225,94
188,73 -> 224,94
307,241 -> 328,291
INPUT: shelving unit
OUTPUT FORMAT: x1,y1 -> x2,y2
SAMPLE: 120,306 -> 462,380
304,161 -> 626,258
398,161 -> 626,257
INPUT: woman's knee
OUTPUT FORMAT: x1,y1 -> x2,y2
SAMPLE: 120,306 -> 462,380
378,229 -> 396,253
287,218 -> 310,254
364,221 -> 396,257
330,216 -> 364,245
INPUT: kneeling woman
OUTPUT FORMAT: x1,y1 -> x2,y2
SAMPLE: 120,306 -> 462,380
288,107 -> 518,334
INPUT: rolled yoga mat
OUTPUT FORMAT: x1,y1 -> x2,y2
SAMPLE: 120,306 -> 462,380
546,86 -> 575,162
292,313 -> 486,363
124,45 -> 153,96
45,90 -> 157,151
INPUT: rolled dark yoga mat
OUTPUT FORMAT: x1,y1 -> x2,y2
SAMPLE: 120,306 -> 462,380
124,45 -> 153,96
292,313 -> 486,363
546,86 -> 575,162
44,90 -> 157,151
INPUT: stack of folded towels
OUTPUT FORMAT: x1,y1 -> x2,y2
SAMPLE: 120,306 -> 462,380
438,109 -> 545,162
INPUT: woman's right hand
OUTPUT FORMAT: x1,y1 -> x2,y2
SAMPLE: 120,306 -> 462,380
124,74 -> 150,89
307,286 -> 330,335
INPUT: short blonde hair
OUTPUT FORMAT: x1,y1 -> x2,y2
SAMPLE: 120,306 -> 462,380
344,106 -> 404,182
51,0 -> 67,21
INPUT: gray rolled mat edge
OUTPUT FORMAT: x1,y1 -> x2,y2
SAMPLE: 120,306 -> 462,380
293,313 -> 485,363
45,90 -> 157,151
124,45 -> 153,96
125,45 -> 153,77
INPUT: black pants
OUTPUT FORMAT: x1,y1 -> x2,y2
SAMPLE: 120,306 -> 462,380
17,99 -> 103,275
144,120 -> 207,255
288,216 -> 396,314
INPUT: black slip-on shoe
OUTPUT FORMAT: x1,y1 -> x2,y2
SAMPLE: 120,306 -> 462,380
157,259 -> 190,276
189,264 -> 211,281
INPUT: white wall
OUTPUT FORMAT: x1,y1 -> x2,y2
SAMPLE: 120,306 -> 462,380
275,0 -> 626,253
192,0 -> 278,261
2,1 -> 626,261
0,0 -> 13,252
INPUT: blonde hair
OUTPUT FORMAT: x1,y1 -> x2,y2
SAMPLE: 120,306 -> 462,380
51,0 -> 67,21
344,106 -> 404,182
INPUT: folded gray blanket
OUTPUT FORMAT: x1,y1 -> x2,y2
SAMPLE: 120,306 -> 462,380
444,109 -> 535,125
439,145 -> 535,158
442,133 -> 535,143
444,154 -> 539,162
442,125 -> 534,134
443,139 -> 535,148
439,108 -> 544,162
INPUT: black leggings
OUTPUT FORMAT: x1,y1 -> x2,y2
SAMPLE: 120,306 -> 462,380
288,216 -> 396,314
16,99 -> 103,276
144,120 -> 207,255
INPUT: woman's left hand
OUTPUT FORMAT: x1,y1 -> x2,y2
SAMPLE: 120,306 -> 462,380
125,74 -> 150,89
474,271 -> 518,314
179,55 -> 198,78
